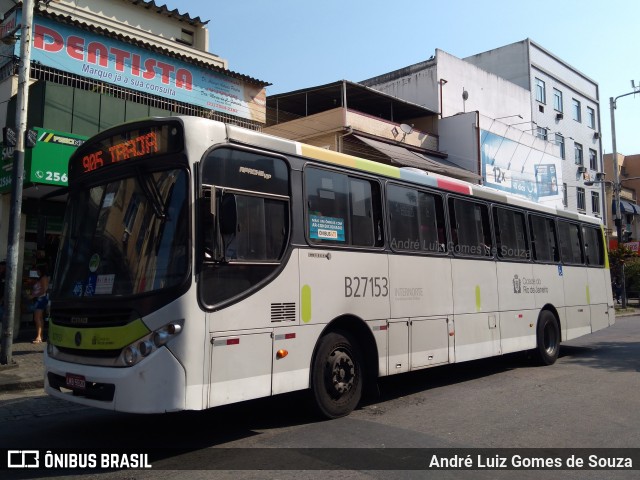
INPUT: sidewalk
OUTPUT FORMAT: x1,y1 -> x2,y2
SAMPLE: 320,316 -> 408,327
1,308 -> 639,393
0,338 -> 45,392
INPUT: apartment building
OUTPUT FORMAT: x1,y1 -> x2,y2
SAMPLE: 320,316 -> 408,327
464,39 -> 603,217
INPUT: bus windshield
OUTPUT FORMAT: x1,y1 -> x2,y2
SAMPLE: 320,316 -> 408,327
53,168 -> 189,299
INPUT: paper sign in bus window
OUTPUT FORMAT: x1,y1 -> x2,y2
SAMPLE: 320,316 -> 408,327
310,214 -> 345,241
95,274 -> 115,295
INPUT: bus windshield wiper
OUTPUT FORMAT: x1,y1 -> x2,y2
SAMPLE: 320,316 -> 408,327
136,168 -> 166,220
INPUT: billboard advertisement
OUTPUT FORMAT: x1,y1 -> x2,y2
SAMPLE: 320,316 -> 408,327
481,130 -> 563,207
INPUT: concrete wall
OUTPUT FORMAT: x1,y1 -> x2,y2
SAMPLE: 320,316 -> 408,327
361,59 -> 439,113
464,40 -> 530,90
438,112 -> 479,174
436,49 -> 532,122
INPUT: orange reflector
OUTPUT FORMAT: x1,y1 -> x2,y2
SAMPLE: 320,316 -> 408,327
276,349 -> 288,359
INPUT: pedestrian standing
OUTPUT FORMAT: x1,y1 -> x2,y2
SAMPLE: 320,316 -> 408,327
30,264 -> 49,343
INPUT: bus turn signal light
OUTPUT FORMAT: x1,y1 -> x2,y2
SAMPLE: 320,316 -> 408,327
276,349 -> 288,359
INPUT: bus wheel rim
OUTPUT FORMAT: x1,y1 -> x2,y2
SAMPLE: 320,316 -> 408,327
327,349 -> 355,396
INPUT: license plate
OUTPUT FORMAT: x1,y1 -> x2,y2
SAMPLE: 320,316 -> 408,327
65,373 -> 86,390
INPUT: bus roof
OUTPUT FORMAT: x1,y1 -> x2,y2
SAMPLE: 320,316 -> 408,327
191,117 -> 602,226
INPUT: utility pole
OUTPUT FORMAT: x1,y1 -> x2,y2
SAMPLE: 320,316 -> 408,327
1,0 -> 35,365
610,86 -> 640,310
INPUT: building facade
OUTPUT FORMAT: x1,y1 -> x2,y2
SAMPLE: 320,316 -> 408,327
264,80 -> 480,182
362,49 -> 564,209
464,39 -> 604,218
0,0 -> 268,337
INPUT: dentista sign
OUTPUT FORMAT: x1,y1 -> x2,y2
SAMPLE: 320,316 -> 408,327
21,12 -> 266,122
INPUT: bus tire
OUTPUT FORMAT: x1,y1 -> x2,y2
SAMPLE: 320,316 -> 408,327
311,330 -> 363,419
533,311 -> 560,365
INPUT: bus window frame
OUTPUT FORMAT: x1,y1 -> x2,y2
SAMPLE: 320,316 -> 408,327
582,223 -> 606,268
447,194 -> 495,260
385,181 -> 449,256
302,163 -> 385,251
196,145 -> 294,311
491,204 -> 532,263
527,212 -> 560,265
557,218 -> 585,266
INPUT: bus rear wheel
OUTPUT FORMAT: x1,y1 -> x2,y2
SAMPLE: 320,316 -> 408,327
533,311 -> 560,365
311,330 -> 363,419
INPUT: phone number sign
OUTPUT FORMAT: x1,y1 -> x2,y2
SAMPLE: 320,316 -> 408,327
0,127 -> 87,193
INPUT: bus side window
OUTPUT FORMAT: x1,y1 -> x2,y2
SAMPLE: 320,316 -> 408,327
449,197 -> 492,257
305,167 -> 383,248
529,214 -> 559,263
349,178 -> 375,247
558,220 -> 583,264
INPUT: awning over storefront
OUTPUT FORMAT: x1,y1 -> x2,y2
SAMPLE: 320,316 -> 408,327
352,135 -> 481,183
612,199 -> 640,215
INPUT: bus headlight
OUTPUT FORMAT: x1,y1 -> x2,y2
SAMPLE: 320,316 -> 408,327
118,319 -> 184,367
124,346 -> 138,365
139,340 -> 153,357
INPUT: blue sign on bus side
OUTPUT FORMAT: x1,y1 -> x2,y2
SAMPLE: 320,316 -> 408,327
310,214 -> 345,242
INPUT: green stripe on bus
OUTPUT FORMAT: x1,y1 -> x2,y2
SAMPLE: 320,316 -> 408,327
48,318 -> 150,350
586,285 -> 591,304
475,285 -> 481,312
301,285 -> 312,323
354,158 -> 401,178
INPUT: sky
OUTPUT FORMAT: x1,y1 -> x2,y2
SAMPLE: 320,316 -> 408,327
160,0 -> 639,156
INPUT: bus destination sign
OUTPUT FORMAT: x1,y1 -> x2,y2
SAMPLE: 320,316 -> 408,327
82,130 -> 159,173
70,122 -> 183,181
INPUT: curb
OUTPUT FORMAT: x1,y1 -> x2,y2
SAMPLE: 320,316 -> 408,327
1,380 -> 44,392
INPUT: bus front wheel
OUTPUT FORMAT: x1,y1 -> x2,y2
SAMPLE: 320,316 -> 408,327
533,311 -> 560,365
311,330 -> 363,419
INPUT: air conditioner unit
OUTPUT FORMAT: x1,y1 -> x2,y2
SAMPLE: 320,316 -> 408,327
556,112 -> 564,120
593,132 -> 600,139
577,166 -> 587,173
595,172 -> 606,181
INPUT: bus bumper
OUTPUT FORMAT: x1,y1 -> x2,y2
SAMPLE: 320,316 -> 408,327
44,346 -> 186,413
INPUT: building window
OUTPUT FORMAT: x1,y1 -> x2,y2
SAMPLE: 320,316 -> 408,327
587,107 -> 595,129
589,149 -> 598,170
574,143 -> 583,165
556,133 -> 565,159
572,98 -> 581,122
553,88 -> 563,112
536,126 -> 548,140
591,191 -> 600,215
535,78 -> 546,103
577,187 -> 586,211
562,183 -> 568,207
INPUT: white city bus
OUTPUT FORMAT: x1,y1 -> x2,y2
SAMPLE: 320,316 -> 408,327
44,116 -> 615,418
